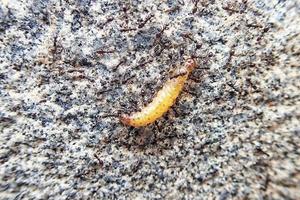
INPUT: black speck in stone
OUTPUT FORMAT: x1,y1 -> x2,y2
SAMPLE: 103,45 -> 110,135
196,175 -> 204,182
79,58 -> 92,67
219,190 -> 230,200
0,9 -> 17,32
132,27 -> 160,51
71,10 -> 82,32
191,116 -> 203,126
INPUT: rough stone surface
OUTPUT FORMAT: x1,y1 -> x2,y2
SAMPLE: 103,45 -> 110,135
0,0 -> 299,199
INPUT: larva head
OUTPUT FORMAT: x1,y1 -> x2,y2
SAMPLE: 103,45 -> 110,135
119,114 -> 132,126
186,58 -> 197,73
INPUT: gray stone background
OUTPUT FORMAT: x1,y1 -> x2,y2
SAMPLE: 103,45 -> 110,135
0,0 -> 299,199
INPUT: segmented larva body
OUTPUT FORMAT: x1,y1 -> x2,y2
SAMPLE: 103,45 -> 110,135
120,58 -> 197,127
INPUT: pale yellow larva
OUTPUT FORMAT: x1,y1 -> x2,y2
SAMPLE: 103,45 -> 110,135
120,58 -> 197,127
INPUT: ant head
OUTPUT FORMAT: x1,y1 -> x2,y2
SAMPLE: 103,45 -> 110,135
119,114 -> 131,126
186,58 -> 197,72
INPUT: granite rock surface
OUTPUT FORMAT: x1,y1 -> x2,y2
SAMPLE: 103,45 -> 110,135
0,0 -> 299,199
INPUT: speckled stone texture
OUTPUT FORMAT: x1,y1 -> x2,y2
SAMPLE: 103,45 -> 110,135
0,0 -> 299,199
